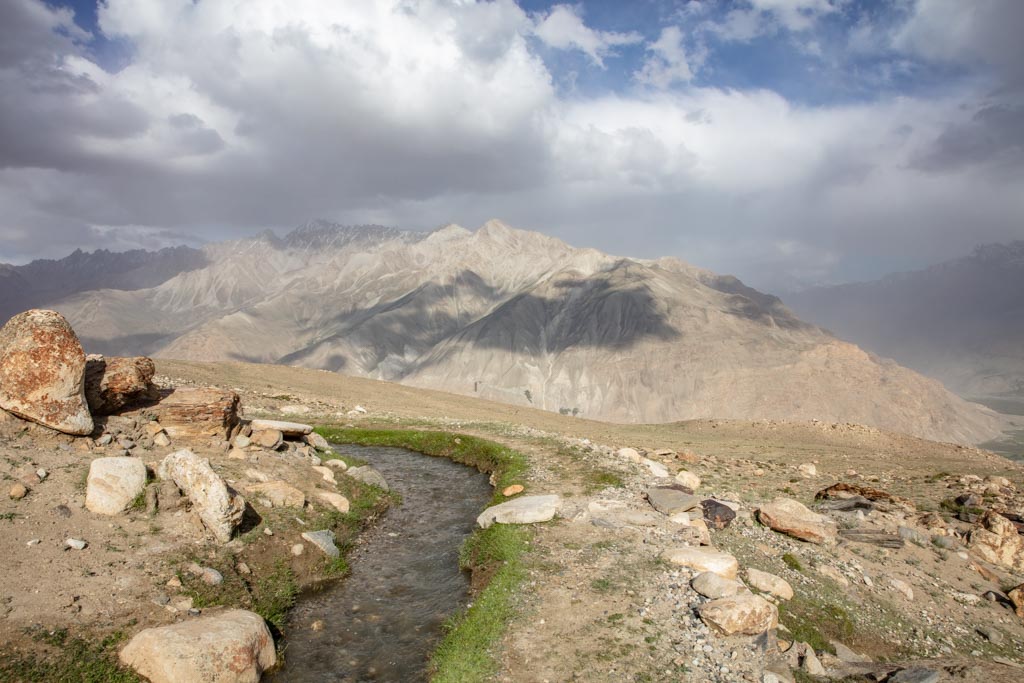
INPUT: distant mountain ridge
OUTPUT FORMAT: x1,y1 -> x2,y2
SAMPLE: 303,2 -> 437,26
786,242 -> 1024,399
5,220 -> 1003,444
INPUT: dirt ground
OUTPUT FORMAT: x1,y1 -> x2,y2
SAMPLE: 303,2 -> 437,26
3,358 -> 1024,682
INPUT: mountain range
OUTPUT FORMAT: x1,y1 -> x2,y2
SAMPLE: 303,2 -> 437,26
0,220 -> 1003,444
786,242 -> 1024,401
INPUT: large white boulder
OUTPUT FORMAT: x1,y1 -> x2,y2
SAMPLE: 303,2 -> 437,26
119,609 -> 275,683
661,548 -> 739,579
158,449 -> 245,542
85,457 -> 147,515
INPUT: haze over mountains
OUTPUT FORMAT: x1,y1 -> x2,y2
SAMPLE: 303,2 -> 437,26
787,243 -> 1024,401
0,220 -> 1003,444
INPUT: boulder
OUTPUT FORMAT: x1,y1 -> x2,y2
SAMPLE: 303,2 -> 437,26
345,466 -> 389,491
0,309 -> 93,435
84,355 -> 157,415
642,458 -> 669,478
304,431 -> 330,450
691,571 -> 744,599
646,487 -> 701,515
251,429 -> 283,450
502,484 -> 525,496
745,568 -> 793,600
85,457 -> 147,515
698,594 -> 778,635
675,470 -> 701,490
969,510 -> 1024,571
311,465 -> 337,485
815,482 -> 914,511
119,609 -> 275,683
616,447 -> 643,463
661,548 -> 739,579
249,419 -> 312,436
301,530 -> 340,558
247,481 -> 305,508
317,491 -> 350,513
158,449 -> 245,542
798,463 -> 817,478
702,499 -> 737,529
477,494 -> 562,529
155,387 -> 240,441
757,498 -> 837,544
1007,584 -> 1024,618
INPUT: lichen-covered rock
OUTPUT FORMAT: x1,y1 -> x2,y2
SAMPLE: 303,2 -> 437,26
85,457 -> 147,515
84,355 -> 157,415
158,449 -> 245,542
757,498 -> 837,544
119,609 -> 275,682
0,309 -> 92,435
154,387 -> 240,441
969,510 -> 1024,571
698,593 -> 779,635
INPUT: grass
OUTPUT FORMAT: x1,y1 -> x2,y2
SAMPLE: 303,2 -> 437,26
782,553 -> 803,571
777,597 -> 853,655
316,426 -> 533,682
0,628 -> 140,682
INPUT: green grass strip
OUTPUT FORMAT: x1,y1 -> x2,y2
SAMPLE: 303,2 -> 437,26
316,427 -> 532,682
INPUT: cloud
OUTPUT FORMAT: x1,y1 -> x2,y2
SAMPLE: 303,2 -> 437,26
0,0 -> 1021,293
635,26 -> 702,89
699,0 -> 839,43
532,4 -> 641,67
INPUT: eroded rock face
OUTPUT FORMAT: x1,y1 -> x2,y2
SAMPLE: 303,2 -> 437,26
84,355 -> 157,415
697,593 -> 779,635
85,457 -> 147,515
119,609 -> 275,683
757,498 -> 837,544
158,449 -> 245,542
0,309 -> 93,435
154,387 -> 240,441
969,510 -> 1024,571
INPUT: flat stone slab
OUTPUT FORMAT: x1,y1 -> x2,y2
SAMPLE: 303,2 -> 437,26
662,547 -> 739,578
249,419 -> 313,436
477,494 -> 562,529
647,487 -> 701,515
302,530 -> 340,558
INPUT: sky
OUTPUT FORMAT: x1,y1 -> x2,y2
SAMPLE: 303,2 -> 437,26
0,0 -> 1022,291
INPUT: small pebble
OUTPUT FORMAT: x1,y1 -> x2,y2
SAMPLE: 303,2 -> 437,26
65,538 -> 87,550
9,483 -> 27,500
26,539 -> 41,546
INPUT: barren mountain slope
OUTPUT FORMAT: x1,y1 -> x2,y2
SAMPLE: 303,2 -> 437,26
787,242 -> 1024,399
45,220 -> 1002,443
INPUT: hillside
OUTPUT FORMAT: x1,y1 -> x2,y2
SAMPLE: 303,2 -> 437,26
786,242 -> 1024,400
14,220 -> 1003,444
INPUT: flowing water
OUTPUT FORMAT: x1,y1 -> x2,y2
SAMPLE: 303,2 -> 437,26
268,445 -> 492,682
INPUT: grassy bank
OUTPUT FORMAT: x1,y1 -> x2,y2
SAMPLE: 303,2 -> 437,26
316,427 -> 533,683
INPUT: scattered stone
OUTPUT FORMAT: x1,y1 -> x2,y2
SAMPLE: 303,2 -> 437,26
9,483 -> 27,500
36,468 -> 47,480
698,594 -> 778,635
898,526 -> 929,545
889,578 -> 914,600
816,565 -> 849,586
798,463 -> 817,478
186,563 -> 224,586
153,432 -> 171,447
702,499 -> 737,529
251,429 -> 284,450
838,528 -> 905,548
477,495 -> 562,529
616,447 -> 643,463
228,448 -> 248,460
746,568 -> 793,600
345,466 -> 389,491
969,510 -> 1024,571
642,458 -> 669,478
831,640 -> 871,663
26,538 -> 40,546
158,449 -> 246,542
301,530 -> 340,558
233,434 -> 251,449
324,459 -> 348,470
95,434 -> 113,446
502,484 -> 525,496
249,419 -> 313,436
888,668 -> 940,683
248,481 -> 305,508
661,548 -> 739,579
119,609 -> 275,683
977,626 -> 1003,644
675,469 -> 701,490
646,487 -> 701,515
757,498 -> 837,544
1007,584 -> 1024,618
304,432 -> 330,450
815,482 -> 914,510
84,355 -> 157,415
311,465 -> 337,485
798,643 -> 824,675
691,571 -> 743,599
290,543 -> 304,556
85,457 -> 147,515
317,491 -> 350,513
0,309 -> 93,435
65,538 -> 87,550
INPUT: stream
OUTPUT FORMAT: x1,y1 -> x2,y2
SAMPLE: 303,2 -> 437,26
268,444 -> 492,682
